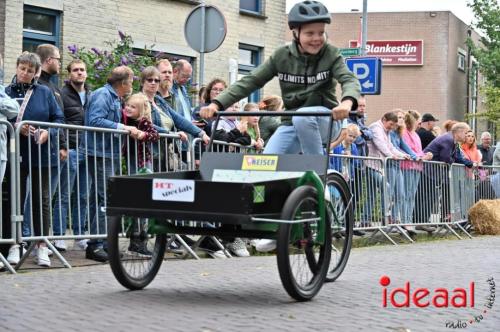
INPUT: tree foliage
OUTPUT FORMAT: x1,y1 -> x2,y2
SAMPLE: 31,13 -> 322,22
66,31 -> 156,91
467,0 -> 500,134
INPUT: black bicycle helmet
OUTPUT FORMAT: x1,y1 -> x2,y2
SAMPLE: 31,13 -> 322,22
288,1 -> 331,29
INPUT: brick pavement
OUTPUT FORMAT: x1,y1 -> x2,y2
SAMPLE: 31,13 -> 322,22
1,236 -> 499,332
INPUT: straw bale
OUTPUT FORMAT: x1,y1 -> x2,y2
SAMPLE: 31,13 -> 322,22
468,200 -> 500,235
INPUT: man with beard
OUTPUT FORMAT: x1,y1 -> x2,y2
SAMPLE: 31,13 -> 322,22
36,44 -> 64,110
156,59 -> 175,108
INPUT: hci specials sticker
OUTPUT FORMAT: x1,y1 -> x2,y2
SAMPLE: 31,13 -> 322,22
241,155 -> 278,171
152,179 -> 195,202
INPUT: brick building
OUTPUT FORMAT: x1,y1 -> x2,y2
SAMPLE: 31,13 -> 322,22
286,11 -> 490,134
0,0 -> 286,102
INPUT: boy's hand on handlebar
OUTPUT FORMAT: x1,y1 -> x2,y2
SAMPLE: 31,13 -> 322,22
331,100 -> 353,120
200,103 -> 219,119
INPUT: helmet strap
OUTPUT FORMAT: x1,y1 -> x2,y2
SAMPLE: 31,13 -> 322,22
293,27 -> 302,48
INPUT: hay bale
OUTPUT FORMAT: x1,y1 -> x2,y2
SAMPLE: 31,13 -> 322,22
468,199 -> 500,235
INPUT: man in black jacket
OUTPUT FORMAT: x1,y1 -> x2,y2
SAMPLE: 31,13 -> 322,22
36,44 -> 64,110
51,59 -> 92,253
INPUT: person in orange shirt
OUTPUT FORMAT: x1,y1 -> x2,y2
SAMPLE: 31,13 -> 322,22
461,130 -> 482,164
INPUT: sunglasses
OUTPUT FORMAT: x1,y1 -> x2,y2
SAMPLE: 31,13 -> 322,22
146,78 -> 160,83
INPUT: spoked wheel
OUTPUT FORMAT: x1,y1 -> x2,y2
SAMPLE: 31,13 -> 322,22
325,172 -> 354,282
107,215 -> 167,290
276,185 -> 331,301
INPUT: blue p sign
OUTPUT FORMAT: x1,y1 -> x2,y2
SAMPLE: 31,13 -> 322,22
345,57 -> 382,95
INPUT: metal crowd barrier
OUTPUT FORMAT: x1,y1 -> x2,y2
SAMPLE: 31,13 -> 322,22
0,120 -> 17,273
10,121 -> 188,270
2,120 -> 497,273
329,154 -> 481,243
450,163 -> 500,224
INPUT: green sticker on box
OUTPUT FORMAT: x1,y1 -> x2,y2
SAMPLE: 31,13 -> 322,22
253,185 -> 265,203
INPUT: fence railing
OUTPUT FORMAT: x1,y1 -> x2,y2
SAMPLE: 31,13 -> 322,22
1,121 -> 498,273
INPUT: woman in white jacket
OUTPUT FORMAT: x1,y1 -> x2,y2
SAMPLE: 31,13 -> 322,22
0,84 -> 20,182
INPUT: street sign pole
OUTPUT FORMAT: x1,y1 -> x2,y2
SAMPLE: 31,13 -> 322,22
361,0 -> 368,55
199,0 -> 206,86
184,4 -> 227,87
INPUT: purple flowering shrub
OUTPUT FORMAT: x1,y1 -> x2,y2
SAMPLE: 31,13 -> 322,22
67,31 -> 156,91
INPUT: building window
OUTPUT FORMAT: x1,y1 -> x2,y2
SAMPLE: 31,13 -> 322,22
240,0 -> 262,15
238,44 -> 262,103
457,48 -> 466,72
23,6 -> 61,52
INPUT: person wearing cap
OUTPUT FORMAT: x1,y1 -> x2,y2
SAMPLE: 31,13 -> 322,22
201,0 -> 360,252
417,113 -> 438,149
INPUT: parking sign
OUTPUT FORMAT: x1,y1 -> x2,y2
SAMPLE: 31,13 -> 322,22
345,57 -> 382,95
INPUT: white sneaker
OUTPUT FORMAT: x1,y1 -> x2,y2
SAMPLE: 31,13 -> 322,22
7,244 -> 26,265
227,238 -> 250,257
53,240 -> 67,251
0,260 -> 4,269
35,247 -> 51,267
31,247 -> 53,257
255,239 -> 277,252
207,250 -> 227,259
74,239 -> 88,251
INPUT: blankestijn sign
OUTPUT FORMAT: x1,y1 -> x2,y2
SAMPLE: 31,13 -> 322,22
349,40 -> 424,66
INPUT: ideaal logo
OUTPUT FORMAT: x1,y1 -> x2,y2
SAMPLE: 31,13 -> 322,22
380,275 -> 496,329
241,155 -> 278,171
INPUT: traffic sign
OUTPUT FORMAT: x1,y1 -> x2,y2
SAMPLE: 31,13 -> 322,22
339,48 -> 361,57
345,57 -> 382,95
184,5 -> 227,53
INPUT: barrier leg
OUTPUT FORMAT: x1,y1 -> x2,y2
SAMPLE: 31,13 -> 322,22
393,225 -> 415,243
15,242 -> 35,271
44,238 -> 72,268
453,222 -> 473,239
210,236 -> 232,258
368,227 -> 398,246
173,234 -> 200,260
444,224 -> 463,240
0,254 -> 16,274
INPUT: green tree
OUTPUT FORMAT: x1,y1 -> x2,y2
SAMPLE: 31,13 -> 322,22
467,0 -> 500,135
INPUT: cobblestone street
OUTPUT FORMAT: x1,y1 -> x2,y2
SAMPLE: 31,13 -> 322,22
1,236 -> 499,332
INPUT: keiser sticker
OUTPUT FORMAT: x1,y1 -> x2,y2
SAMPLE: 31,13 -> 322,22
241,155 -> 278,171
152,179 -> 195,202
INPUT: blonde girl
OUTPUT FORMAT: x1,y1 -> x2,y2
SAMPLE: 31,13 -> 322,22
242,102 -> 264,151
122,93 -> 159,171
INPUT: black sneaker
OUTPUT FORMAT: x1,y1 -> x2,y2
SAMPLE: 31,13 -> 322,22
353,230 -> 366,236
198,237 -> 221,252
179,235 -> 196,246
128,240 -> 153,257
166,240 -> 185,254
86,246 -> 108,262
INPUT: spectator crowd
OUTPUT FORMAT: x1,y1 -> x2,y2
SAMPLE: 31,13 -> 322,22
0,43 -> 498,270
